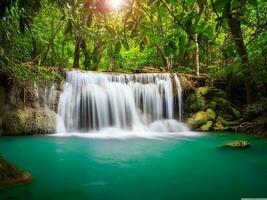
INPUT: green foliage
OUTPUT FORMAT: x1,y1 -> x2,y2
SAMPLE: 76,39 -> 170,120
0,0 -> 266,102
0,64 -> 64,81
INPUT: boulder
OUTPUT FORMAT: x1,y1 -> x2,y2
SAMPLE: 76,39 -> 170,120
0,155 -> 32,185
187,111 -> 208,129
0,117 -> 2,135
187,109 -> 216,131
220,140 -> 251,149
2,107 -> 57,135
214,97 -> 241,119
185,86 -> 242,131
196,86 -> 209,96
200,121 -> 213,131
185,93 -> 206,113
206,108 -> 216,121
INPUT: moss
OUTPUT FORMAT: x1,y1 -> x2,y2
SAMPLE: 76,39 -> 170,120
187,111 -> 209,130
1,65 -> 64,81
185,86 -> 242,131
2,107 -> 57,135
206,88 -> 226,99
206,109 -> 216,121
213,117 -> 225,131
185,93 -> 206,113
196,87 -> 209,96
200,121 -> 213,131
206,101 -> 217,110
187,109 -> 217,131
220,140 -> 251,149
0,117 -> 2,135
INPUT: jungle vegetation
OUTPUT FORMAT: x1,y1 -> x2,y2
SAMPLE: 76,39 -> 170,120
0,0 -> 266,104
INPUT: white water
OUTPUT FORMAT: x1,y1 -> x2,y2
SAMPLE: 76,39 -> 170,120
56,71 -> 196,138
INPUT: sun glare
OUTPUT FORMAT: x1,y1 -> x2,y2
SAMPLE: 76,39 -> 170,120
110,0 -> 122,10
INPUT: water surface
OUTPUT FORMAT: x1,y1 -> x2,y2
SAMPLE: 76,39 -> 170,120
0,133 -> 267,200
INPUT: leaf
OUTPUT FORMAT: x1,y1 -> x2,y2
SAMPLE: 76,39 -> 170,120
147,0 -> 157,6
168,41 -> 177,51
144,36 -> 150,45
213,0 -> 231,12
122,40 -> 130,51
106,26 -> 116,36
115,41 -> 121,54
64,20 -> 73,34
140,41 -> 145,52
164,44 -> 171,57
247,0 -> 257,6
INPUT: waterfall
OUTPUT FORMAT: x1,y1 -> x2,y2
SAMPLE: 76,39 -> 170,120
56,70 -> 190,136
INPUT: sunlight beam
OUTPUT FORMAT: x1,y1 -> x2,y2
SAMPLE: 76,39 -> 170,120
110,0 -> 122,10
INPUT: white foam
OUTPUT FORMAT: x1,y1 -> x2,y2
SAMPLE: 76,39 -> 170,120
55,71 -> 198,139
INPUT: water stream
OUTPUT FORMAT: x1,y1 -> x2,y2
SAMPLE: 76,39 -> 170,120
56,71 -> 192,138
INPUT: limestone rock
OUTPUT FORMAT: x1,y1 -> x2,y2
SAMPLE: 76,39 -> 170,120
187,109 -> 216,131
2,107 -> 57,135
185,93 -> 206,113
196,86 -> 209,96
200,121 -> 213,131
185,86 -> 242,131
220,140 -> 251,149
0,156 -> 32,185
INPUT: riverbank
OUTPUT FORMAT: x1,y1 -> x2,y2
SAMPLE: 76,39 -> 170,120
0,155 -> 32,185
0,66 -> 266,137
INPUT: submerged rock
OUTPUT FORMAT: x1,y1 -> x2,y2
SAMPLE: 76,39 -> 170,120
2,107 -> 57,135
0,156 -> 32,185
220,140 -> 251,149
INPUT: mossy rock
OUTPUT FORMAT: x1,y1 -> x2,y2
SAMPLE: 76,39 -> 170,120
214,120 -> 225,131
206,88 -> 226,99
206,109 -> 216,121
187,111 -> 208,129
206,101 -> 217,111
2,107 -> 57,135
200,121 -> 213,131
187,109 -> 216,130
196,87 -> 209,96
0,117 -> 2,135
214,97 -> 241,119
220,140 -> 251,149
0,156 -> 32,185
185,93 -> 206,113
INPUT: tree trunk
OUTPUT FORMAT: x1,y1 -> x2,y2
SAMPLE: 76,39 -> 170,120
227,3 -> 253,104
51,17 -> 55,66
195,34 -> 200,76
81,39 -> 90,70
31,37 -> 37,64
73,36 -> 81,68
155,44 -> 168,67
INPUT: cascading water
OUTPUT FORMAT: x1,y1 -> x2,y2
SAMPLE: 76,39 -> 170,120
56,71 -> 195,138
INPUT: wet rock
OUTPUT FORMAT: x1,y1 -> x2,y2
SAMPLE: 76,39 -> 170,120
187,109 -> 216,131
238,114 -> 267,136
2,107 -> 57,135
185,86 -> 242,131
200,121 -> 213,131
196,86 -> 209,96
133,66 -> 166,73
185,93 -> 206,113
220,140 -> 251,149
0,156 -> 32,185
